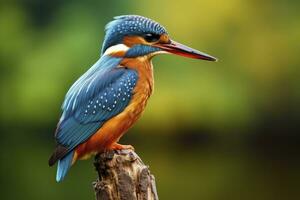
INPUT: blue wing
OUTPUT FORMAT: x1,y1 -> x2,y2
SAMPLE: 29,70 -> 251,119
50,55 -> 138,164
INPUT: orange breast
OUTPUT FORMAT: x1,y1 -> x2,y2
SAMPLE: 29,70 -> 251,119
74,57 -> 154,161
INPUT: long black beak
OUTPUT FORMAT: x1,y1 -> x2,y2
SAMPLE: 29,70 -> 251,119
155,40 -> 217,61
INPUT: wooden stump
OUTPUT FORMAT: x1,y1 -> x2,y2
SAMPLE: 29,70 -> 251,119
93,149 -> 159,200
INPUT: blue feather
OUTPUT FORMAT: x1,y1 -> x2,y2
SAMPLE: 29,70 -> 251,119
56,151 -> 74,182
62,55 -> 122,115
125,45 -> 161,58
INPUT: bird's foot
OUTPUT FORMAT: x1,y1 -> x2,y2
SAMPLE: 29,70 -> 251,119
110,143 -> 135,151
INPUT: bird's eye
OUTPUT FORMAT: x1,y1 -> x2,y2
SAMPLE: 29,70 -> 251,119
144,33 -> 160,43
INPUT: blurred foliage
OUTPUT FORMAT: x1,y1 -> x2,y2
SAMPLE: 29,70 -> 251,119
0,0 -> 299,199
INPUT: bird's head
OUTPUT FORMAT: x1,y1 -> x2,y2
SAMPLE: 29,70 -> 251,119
101,15 -> 217,61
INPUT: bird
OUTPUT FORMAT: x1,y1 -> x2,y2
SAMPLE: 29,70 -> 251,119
48,15 -> 217,182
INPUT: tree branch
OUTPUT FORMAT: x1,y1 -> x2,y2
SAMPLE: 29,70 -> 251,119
93,149 -> 159,200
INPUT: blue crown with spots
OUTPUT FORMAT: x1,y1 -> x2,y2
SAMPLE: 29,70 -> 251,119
101,15 -> 168,54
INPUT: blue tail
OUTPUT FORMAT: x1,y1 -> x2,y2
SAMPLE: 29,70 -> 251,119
56,151 -> 74,182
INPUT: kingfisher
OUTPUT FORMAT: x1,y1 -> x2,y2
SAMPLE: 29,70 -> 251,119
48,15 -> 217,182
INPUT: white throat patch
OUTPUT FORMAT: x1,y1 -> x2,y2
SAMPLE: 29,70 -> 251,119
103,44 -> 129,56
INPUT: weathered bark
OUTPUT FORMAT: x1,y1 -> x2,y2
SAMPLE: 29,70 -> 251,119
93,149 -> 159,200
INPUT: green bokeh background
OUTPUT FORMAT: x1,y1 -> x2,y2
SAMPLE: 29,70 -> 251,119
1,0 -> 299,199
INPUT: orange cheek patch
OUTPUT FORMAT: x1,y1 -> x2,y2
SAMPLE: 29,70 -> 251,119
159,34 -> 170,44
123,36 -> 145,47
